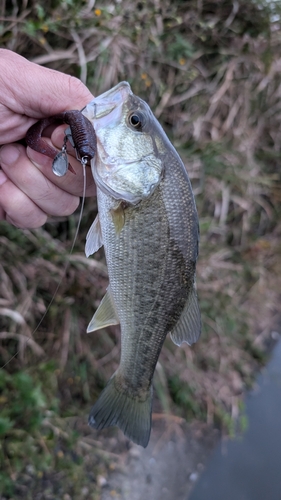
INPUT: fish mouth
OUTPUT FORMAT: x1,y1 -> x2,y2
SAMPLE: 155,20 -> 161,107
82,81 -> 132,124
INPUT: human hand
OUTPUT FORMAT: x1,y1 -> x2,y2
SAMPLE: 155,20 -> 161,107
0,49 -> 96,228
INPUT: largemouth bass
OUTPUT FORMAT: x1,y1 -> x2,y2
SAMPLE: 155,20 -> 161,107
83,82 -> 201,448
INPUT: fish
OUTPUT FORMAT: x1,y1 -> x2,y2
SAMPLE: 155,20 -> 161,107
82,82 -> 201,448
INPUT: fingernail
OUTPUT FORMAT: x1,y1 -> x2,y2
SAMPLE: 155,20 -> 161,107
27,146 -> 53,169
0,169 -> 8,186
0,145 -> 20,166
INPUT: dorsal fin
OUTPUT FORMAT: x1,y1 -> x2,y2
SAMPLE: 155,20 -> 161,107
170,285 -> 201,346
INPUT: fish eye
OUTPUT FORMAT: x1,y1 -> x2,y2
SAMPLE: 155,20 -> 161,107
128,112 -> 144,130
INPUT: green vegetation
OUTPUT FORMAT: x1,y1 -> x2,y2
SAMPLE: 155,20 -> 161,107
1,0 -> 281,497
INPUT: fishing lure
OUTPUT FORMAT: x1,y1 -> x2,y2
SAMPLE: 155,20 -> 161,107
26,110 -> 97,174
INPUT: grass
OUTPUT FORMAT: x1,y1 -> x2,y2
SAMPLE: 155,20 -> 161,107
1,0 -> 281,497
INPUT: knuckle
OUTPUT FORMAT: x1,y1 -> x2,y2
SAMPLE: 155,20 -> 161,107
7,210 -> 47,229
62,195 -> 80,216
67,76 -> 91,104
51,195 -> 80,217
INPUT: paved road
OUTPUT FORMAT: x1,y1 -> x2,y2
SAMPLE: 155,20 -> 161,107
189,336 -> 281,500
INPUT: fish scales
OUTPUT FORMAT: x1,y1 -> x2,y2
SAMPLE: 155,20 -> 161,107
83,82 -> 201,447
98,155 -> 197,387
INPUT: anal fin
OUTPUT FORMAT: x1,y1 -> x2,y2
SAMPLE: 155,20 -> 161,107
87,285 -> 119,333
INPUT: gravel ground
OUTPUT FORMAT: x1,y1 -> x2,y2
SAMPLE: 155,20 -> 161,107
99,422 -> 218,500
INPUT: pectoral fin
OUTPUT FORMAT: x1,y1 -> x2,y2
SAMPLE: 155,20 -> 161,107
85,215 -> 103,257
110,203 -> 125,234
170,285 -> 201,346
87,286 -> 119,333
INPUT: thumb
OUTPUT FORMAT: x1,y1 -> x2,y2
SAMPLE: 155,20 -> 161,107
0,49 -> 94,118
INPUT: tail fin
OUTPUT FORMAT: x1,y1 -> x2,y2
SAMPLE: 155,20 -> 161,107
88,375 -> 152,448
